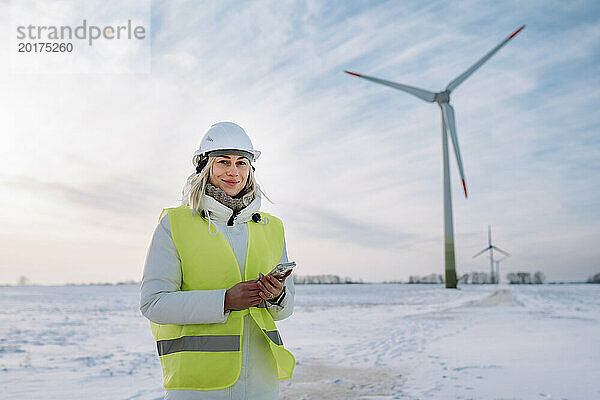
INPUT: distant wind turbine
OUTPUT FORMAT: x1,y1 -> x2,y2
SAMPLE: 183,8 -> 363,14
473,225 -> 511,284
345,26 -> 525,288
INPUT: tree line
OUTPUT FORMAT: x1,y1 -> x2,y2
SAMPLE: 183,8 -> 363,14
408,271 -> 547,284
293,274 -> 363,284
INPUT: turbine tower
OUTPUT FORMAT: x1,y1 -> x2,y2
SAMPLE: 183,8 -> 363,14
473,225 -> 510,284
494,255 -> 510,285
345,26 -> 524,288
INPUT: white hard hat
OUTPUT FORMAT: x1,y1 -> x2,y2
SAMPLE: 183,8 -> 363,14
192,122 -> 261,167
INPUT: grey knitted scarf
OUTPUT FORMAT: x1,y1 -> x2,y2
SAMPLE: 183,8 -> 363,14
205,182 -> 255,213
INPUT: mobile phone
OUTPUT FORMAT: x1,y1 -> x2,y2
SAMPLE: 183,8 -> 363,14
268,261 -> 296,279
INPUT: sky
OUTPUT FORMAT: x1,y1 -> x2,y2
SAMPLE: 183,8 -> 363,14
1,0 -> 599,285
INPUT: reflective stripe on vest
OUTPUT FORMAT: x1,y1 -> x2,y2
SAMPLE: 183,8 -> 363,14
149,205 -> 295,391
157,335 -> 241,356
263,330 -> 283,346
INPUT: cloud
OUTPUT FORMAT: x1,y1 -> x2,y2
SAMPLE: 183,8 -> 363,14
283,202 -> 422,249
2,175 -> 170,215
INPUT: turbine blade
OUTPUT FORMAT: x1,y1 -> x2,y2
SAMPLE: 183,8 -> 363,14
488,225 -> 492,246
446,25 -> 525,92
473,246 -> 491,258
344,70 -> 436,102
491,246 -> 510,256
441,103 -> 468,198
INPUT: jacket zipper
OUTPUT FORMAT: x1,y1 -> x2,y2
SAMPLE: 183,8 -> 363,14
227,211 -> 239,226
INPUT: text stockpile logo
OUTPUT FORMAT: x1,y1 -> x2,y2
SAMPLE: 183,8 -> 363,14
16,19 -> 147,46
10,0 -> 151,74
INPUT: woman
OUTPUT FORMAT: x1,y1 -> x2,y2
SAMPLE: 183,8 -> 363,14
140,122 -> 295,399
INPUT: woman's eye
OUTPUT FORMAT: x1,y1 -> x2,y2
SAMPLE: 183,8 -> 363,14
237,162 -> 247,166
218,160 -> 228,165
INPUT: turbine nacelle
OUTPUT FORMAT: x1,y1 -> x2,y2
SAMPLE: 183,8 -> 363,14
434,90 -> 450,104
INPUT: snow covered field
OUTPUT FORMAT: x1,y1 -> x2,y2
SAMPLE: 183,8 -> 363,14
1,283 -> 598,399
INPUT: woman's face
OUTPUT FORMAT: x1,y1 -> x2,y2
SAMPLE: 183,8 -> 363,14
209,155 -> 250,197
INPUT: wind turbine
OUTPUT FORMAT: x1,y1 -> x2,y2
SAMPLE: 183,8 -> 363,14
345,26 -> 525,288
473,225 -> 510,284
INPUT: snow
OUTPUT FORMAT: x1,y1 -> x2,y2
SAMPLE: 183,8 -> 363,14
1,284 -> 599,399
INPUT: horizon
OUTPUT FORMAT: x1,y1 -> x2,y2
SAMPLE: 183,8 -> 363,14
4,273 -> 597,287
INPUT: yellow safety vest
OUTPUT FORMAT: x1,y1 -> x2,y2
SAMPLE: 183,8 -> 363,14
150,205 -> 295,391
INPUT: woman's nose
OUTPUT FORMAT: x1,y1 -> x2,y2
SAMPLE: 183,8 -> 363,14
226,164 -> 239,175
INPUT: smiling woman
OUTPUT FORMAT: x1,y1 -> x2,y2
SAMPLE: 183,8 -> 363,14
140,122 -> 295,400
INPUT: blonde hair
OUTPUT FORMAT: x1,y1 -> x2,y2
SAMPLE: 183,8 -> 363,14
182,155 -> 268,214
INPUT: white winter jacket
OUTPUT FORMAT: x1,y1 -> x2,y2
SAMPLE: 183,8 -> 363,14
140,193 -> 295,400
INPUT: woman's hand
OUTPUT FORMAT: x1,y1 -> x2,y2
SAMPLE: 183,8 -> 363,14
224,280 -> 265,311
224,270 -> 292,310
256,270 -> 292,301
